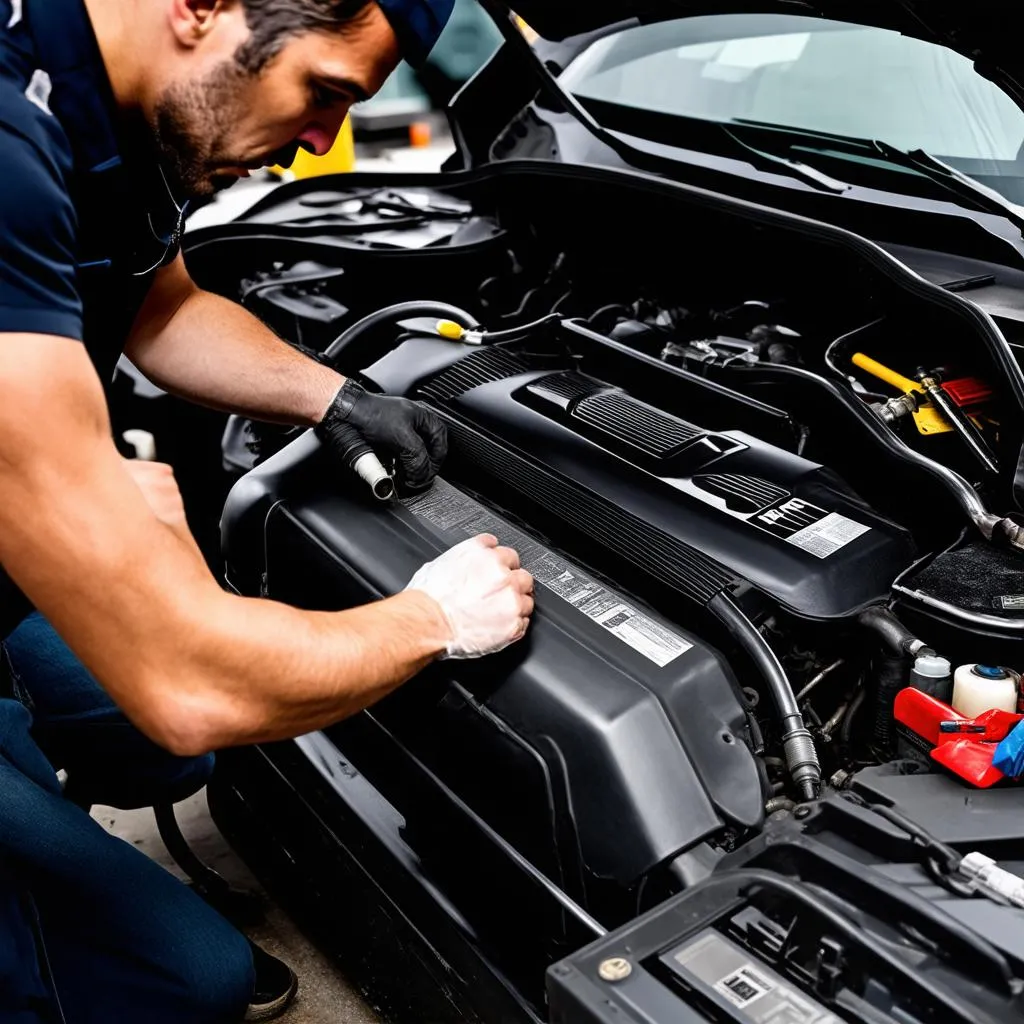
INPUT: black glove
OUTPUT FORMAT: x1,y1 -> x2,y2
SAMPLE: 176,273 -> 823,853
316,379 -> 447,493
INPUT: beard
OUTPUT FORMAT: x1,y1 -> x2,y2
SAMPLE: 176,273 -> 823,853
151,60 -> 254,198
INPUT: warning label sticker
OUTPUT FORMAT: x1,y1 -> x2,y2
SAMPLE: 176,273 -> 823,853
753,496 -> 871,559
668,931 -> 841,1024
404,479 -> 691,667
785,511 -> 871,559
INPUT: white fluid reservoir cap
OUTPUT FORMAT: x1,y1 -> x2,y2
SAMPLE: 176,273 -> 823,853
913,654 -> 951,678
952,663 -> 1018,719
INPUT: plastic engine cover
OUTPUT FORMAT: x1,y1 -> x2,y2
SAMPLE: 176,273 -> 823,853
364,338 -> 917,620
222,437 -> 764,884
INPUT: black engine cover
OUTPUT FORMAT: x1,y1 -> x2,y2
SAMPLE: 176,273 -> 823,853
223,435 -> 764,887
363,337 -> 917,621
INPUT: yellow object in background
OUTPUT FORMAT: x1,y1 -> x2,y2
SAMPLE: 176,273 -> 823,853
271,117 -> 355,179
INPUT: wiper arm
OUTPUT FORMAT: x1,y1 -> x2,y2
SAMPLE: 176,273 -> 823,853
720,124 -> 850,194
871,140 -> 1024,237
734,119 -> 1024,237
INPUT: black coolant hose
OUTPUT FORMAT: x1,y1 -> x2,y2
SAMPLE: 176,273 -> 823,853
730,363 -> 1024,553
323,300 -> 481,363
857,606 -> 930,756
872,655 -> 908,754
708,592 -> 821,801
857,605 -> 929,659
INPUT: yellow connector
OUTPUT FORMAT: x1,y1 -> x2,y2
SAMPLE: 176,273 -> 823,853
851,352 -> 952,435
435,319 -> 465,340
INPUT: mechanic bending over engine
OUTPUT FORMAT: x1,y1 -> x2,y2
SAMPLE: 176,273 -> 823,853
0,0 -> 535,1019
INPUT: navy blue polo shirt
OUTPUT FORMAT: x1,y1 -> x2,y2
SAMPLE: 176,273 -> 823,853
0,0 -> 184,384
1,0 -> 183,635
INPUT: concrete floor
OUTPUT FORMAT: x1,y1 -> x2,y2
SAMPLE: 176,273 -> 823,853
92,793 -> 381,1024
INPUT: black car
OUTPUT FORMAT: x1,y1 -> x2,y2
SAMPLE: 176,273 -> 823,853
165,2 -> 1024,1022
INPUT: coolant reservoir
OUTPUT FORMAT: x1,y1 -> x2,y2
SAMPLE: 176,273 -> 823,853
951,664 -> 1018,719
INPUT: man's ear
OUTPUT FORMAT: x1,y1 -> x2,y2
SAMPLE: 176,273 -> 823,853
167,0 -> 228,48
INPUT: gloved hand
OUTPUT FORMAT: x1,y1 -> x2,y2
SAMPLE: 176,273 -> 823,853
404,534 -> 535,659
316,379 -> 447,494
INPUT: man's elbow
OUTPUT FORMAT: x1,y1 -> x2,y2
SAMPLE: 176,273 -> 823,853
132,681 -> 243,758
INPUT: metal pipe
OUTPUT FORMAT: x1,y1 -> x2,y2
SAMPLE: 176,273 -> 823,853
917,370 -> 1000,475
730,363 -> 1022,551
796,659 -> 844,702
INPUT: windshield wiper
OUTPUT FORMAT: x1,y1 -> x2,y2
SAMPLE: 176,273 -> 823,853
732,119 -> 1024,236
720,124 -> 851,194
870,140 -> 1024,237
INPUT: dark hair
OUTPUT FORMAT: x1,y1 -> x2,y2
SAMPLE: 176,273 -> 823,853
234,0 -> 374,73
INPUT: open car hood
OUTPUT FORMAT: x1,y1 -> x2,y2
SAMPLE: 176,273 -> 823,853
500,0 -> 1024,109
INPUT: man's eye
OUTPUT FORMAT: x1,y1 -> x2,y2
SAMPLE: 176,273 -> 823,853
312,85 -> 344,109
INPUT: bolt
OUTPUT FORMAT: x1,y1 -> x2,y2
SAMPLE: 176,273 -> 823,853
598,957 -> 632,982
794,805 -> 811,820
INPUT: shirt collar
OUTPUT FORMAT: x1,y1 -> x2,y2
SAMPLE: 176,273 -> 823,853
24,0 -> 186,275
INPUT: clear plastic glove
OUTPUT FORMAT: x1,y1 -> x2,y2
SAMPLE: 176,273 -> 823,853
404,534 -> 535,659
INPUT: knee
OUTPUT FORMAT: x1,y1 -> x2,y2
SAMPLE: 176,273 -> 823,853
64,749 -> 216,810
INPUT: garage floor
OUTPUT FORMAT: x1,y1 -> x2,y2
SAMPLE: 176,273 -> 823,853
92,794 -> 381,1024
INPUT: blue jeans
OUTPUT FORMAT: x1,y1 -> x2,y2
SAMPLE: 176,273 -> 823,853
4,611 -> 216,809
0,614 -> 254,1023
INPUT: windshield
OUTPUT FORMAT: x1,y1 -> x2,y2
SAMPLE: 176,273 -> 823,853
558,14 -> 1024,204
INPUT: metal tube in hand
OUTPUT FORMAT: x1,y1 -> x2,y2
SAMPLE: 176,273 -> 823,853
325,420 -> 395,501
351,449 -> 395,501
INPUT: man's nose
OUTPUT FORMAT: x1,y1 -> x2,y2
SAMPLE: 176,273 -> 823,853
296,123 -> 342,157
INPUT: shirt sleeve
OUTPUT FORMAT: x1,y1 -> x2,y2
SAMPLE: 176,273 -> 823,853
0,120 -> 84,341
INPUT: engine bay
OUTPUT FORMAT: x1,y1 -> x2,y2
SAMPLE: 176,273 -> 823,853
196,162 -> 1024,1023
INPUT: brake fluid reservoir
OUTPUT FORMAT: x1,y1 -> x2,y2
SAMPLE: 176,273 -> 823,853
910,653 -> 952,703
952,664 -> 1018,719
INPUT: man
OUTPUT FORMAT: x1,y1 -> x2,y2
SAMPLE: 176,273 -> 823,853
0,0 -> 535,1019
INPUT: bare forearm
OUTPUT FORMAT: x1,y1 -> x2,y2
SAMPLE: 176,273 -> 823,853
170,588 -> 448,752
0,336 -> 447,756
127,285 -> 344,425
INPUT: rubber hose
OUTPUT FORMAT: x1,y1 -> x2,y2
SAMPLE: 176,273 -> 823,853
323,300 -> 480,363
872,654 -> 908,754
857,605 -> 927,658
708,592 -> 821,800
474,312 -> 562,342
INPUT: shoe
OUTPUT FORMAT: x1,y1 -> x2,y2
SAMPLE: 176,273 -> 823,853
244,940 -> 299,1022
